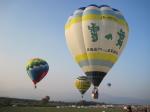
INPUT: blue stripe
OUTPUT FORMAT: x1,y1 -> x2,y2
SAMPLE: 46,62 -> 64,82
88,4 -> 98,7
73,10 -> 83,17
99,5 -> 110,8
72,5 -> 124,19
112,8 -> 119,12
83,9 -> 124,20
78,59 -> 114,68
78,7 -> 85,10
27,65 -> 49,81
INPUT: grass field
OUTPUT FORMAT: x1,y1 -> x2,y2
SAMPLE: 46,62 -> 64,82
0,107 -> 125,112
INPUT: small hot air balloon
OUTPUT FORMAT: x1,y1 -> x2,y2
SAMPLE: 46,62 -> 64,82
107,83 -> 111,87
26,58 -> 49,88
75,76 -> 91,99
65,4 -> 129,99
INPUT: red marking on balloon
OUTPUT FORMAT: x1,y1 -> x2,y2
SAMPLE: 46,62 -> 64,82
32,71 -> 48,85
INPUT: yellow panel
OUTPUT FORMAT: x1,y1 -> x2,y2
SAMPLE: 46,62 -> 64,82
75,52 -> 118,64
65,14 -> 128,31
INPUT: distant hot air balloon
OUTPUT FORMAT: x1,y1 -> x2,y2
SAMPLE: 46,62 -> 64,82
75,76 -> 91,99
65,4 -> 129,99
107,83 -> 111,87
26,58 -> 49,88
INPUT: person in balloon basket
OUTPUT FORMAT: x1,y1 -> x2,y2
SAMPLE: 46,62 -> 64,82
91,87 -> 98,99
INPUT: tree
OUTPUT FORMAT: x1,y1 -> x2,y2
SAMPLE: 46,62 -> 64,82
41,96 -> 50,104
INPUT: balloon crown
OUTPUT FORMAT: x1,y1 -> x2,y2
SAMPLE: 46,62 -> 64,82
78,4 -> 119,12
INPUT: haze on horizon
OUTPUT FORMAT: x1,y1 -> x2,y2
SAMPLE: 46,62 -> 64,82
0,0 -> 150,104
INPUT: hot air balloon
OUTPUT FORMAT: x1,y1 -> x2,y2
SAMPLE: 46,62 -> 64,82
26,58 -> 49,88
75,76 -> 91,99
107,83 -> 111,87
65,4 -> 129,99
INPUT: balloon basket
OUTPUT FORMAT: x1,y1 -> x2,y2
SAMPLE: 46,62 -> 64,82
34,85 -> 37,89
91,87 -> 98,99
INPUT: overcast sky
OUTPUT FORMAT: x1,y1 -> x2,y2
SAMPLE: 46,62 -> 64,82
0,0 -> 150,104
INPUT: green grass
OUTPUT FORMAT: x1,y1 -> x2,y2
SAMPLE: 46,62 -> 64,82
0,107 -> 125,112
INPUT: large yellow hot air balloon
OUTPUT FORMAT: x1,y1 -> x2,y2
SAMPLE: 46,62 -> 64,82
75,76 -> 91,99
65,4 -> 129,99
